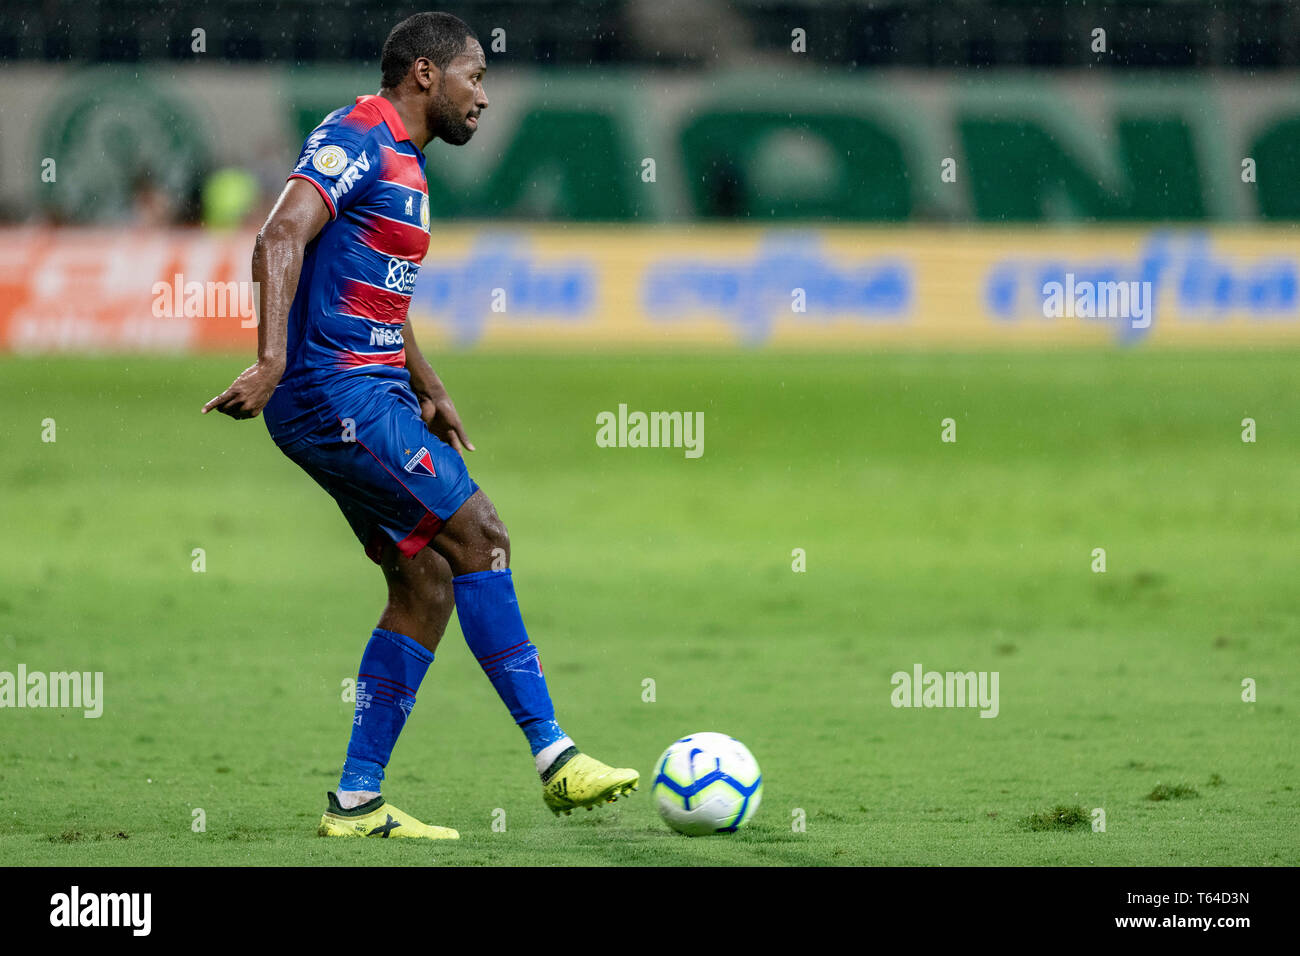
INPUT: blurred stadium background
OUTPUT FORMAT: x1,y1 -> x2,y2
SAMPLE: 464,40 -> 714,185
3,2 -> 1299,868
1,0 -> 1298,353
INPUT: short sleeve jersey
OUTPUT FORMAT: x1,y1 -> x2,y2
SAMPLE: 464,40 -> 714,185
264,95 -> 432,443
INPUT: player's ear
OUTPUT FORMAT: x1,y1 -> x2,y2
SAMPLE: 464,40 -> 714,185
411,56 -> 439,93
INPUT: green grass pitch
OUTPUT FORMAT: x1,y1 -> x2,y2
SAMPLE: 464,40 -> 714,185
0,350 -> 1296,866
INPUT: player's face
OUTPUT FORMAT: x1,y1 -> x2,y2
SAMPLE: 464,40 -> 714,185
432,39 -> 488,146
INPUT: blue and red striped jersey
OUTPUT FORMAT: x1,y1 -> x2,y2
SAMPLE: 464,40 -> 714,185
265,94 -> 432,443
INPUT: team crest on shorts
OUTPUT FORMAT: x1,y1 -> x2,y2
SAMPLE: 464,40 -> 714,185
312,145 -> 348,176
404,446 -> 437,477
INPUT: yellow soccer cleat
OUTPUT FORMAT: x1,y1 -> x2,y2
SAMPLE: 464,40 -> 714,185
542,752 -> 639,816
317,791 -> 459,840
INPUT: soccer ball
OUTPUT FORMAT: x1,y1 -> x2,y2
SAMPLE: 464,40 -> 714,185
652,732 -> 762,836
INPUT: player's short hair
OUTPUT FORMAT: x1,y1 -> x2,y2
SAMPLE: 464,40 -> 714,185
381,12 -> 478,88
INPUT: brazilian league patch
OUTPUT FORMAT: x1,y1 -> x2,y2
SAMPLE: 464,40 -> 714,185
420,193 -> 430,232
312,145 -> 348,176
404,447 -> 437,477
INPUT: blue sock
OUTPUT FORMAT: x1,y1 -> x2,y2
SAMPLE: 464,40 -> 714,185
453,569 -> 570,762
338,628 -> 433,793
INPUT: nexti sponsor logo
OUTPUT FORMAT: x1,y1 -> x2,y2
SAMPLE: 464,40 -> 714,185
369,325 -> 404,348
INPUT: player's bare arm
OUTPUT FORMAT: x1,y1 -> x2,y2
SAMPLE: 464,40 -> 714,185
200,178 -> 331,419
403,317 -> 475,453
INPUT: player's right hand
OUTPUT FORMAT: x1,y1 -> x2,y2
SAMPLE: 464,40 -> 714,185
202,360 -> 284,419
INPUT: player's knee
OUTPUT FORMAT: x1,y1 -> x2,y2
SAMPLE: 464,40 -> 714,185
479,508 -> 510,562
437,491 -> 511,573
464,493 -> 510,560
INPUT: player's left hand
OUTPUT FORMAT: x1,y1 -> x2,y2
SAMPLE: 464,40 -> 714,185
419,392 -> 476,454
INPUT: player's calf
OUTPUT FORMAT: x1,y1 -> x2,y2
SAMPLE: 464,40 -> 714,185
335,628 -> 433,806
330,545 -> 456,813
432,490 -> 640,805
379,540 -> 456,652
434,490 -> 573,771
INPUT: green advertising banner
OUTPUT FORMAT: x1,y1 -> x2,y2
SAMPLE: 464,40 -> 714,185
3,65 -> 1299,223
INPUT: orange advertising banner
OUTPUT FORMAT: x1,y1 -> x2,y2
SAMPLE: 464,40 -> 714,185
4,226 -> 1300,354
0,227 -> 259,354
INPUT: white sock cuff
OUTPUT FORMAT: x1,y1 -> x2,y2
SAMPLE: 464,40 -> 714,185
336,789 -> 381,810
535,736 -> 575,774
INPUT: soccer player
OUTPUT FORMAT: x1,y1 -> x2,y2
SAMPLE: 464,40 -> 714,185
202,11 -> 637,840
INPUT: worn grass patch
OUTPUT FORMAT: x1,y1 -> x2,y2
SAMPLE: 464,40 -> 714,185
1147,783 -> 1199,801
1021,805 -> 1092,832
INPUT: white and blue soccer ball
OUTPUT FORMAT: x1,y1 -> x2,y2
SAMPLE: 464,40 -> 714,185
652,732 -> 762,836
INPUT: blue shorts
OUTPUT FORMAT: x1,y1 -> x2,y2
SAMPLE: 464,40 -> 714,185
267,376 -> 479,564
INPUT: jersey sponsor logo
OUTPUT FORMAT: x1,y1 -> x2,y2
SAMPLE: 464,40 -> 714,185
328,151 -> 371,203
369,325 -> 404,348
404,446 -> 437,477
384,257 -> 419,294
312,144 -> 349,176
404,195 -> 414,217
